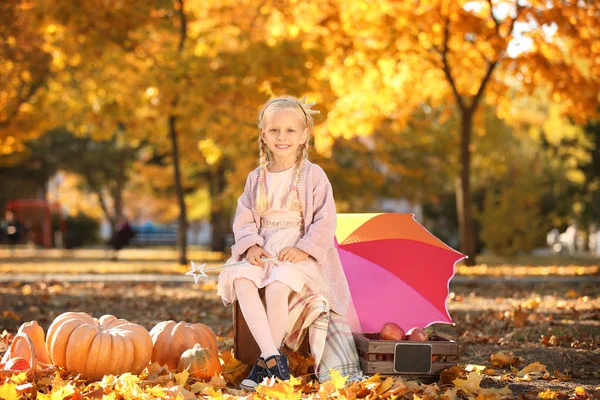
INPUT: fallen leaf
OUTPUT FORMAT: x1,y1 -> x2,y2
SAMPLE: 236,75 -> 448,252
2,310 -> 21,321
256,376 -> 303,400
144,385 -> 167,397
517,362 -> 548,378
439,387 -> 459,400
283,348 -> 315,377
553,370 -> 573,381
566,290 -> 579,299
173,370 -> 189,386
209,372 -> 227,388
512,308 -> 529,327
521,297 -> 541,310
453,372 -> 482,394
465,364 -> 486,373
328,368 -> 349,390
220,350 -> 249,386
387,378 -> 413,397
9,371 -> 28,385
163,385 -> 196,400
440,366 -> 462,385
490,351 -> 522,368
376,376 -> 394,395
0,382 -> 18,400
538,388 -> 559,399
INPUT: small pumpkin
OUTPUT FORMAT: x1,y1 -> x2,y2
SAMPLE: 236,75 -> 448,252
177,344 -> 221,380
150,321 -> 218,369
1,321 -> 51,365
46,312 -> 153,381
5,357 -> 30,371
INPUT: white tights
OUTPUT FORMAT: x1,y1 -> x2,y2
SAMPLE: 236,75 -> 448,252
234,278 -> 292,358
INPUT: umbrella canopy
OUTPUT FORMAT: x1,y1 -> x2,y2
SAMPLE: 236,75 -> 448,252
336,213 -> 465,333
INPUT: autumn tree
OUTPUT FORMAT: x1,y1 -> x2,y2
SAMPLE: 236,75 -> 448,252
0,1 -> 52,154
25,128 -> 141,231
281,0 -> 600,263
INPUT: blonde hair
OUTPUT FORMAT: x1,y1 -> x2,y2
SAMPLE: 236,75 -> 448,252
256,96 -> 319,214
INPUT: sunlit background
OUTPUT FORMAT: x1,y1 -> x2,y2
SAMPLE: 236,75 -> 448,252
1,0 -> 598,265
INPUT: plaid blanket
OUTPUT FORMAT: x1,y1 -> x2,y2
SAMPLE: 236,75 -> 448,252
283,288 -> 363,382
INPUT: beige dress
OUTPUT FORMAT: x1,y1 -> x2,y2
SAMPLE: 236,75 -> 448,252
218,166 -> 331,305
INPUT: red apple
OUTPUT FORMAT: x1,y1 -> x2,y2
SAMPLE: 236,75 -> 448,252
5,357 -> 30,371
379,322 -> 406,340
407,327 -> 429,341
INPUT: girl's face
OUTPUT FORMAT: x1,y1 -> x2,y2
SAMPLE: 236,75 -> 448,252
261,108 -> 309,164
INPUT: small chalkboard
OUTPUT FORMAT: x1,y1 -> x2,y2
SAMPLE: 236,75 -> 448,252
394,343 -> 432,373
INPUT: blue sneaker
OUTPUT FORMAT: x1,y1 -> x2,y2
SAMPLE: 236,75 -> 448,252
264,352 -> 291,381
240,357 -> 267,390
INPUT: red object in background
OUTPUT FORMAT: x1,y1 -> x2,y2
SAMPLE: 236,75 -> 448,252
5,199 -> 66,248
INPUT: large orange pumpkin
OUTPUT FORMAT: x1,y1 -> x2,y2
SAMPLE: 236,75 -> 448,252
177,344 -> 221,380
149,320 -> 218,369
1,321 -> 51,365
46,312 -> 153,381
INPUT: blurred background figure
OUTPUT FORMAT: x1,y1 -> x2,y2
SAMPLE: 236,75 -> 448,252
108,216 -> 136,261
1,210 -> 22,255
589,224 -> 599,256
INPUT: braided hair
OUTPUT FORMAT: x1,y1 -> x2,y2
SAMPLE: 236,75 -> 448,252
256,96 -> 319,213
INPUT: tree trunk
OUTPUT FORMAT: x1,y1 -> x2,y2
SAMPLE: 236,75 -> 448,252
112,174 -> 125,225
169,0 -> 189,265
209,163 -> 229,252
210,211 -> 229,252
456,109 -> 476,265
169,112 -> 188,265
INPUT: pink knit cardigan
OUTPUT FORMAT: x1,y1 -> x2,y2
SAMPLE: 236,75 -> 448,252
230,160 -> 350,315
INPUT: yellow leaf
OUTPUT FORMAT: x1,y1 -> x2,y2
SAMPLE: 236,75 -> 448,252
49,384 -> 76,400
566,290 -> 579,298
99,374 -> 117,388
517,362 -> 548,377
538,388 -> 558,399
0,382 -> 18,400
329,368 -> 349,389
574,387 -> 587,396
102,394 -> 118,400
115,372 -> 140,392
174,369 -> 189,386
453,372 -> 482,394
9,371 -> 28,384
145,385 -> 167,396
465,364 -> 487,373
377,376 -> 394,394
190,381 -> 210,394
256,377 -> 301,400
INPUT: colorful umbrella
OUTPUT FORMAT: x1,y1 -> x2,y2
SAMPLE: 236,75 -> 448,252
336,213 -> 466,333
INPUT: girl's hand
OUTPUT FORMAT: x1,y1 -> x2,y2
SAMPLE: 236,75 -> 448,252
246,245 -> 271,267
279,246 -> 309,263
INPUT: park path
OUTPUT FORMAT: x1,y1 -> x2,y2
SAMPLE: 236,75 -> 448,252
1,273 -> 598,284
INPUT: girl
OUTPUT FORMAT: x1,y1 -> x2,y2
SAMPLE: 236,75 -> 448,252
217,96 -> 353,390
